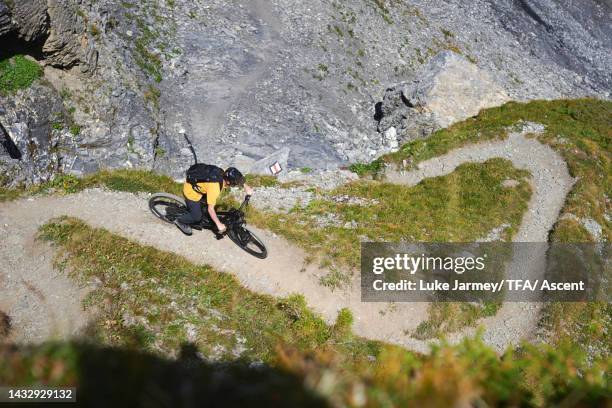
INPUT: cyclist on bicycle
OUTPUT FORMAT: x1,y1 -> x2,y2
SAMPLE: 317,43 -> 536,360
174,167 -> 253,236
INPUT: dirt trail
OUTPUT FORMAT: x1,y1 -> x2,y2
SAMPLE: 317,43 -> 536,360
0,218 -> 91,344
0,189 -> 430,348
0,128 -> 573,352
387,127 -> 574,350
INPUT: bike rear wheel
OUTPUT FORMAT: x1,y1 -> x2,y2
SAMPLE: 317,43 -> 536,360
228,226 -> 268,259
149,193 -> 188,224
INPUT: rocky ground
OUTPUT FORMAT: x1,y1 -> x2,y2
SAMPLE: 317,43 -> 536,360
0,0 -> 610,185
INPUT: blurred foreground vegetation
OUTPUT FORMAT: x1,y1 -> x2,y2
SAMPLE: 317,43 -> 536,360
0,217 -> 608,407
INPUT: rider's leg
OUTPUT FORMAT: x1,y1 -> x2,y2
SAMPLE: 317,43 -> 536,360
174,197 -> 203,235
177,198 -> 203,225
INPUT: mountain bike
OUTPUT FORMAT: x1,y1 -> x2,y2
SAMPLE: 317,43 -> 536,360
148,193 -> 268,259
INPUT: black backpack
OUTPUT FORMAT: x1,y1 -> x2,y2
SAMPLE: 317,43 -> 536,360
186,164 -> 224,193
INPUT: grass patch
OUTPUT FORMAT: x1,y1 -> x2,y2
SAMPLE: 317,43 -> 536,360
249,158 -> 531,270
348,158 -> 385,178
413,302 -> 500,340
245,174 -> 279,188
0,186 -> 24,202
143,84 -> 161,107
69,124 -> 81,136
5,218 -> 608,406
375,98 -> 611,349
0,55 -> 42,95
319,267 -> 352,291
540,301 -> 611,360
0,169 -> 183,201
37,217 -> 373,362
134,18 -> 163,83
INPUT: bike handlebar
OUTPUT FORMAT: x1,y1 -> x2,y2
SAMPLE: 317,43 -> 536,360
239,194 -> 252,211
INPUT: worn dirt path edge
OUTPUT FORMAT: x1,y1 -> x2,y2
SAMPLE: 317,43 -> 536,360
0,128 -> 573,353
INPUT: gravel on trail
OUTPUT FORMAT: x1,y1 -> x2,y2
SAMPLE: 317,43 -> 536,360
0,125 -> 574,353
387,124 -> 574,351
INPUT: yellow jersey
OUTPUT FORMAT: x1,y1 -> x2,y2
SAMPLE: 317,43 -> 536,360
183,181 -> 222,204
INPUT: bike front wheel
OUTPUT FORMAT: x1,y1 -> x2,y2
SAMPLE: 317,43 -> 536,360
227,226 -> 268,259
149,193 -> 188,224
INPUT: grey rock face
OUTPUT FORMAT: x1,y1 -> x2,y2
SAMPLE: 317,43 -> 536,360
378,51 -> 510,141
0,0 -> 610,186
487,0 -> 612,96
0,0 -> 87,68
10,0 -> 48,43
43,0 -> 86,67
0,2 -> 13,37
0,0 -> 161,182
0,83 -> 70,186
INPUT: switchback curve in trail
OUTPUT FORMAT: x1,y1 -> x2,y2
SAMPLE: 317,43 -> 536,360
386,127 -> 574,350
0,126 -> 573,353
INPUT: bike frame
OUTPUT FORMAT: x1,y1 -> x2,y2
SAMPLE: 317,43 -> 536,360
190,195 -> 251,231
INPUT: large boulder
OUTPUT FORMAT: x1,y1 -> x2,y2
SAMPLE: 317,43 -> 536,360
378,51 -> 509,141
247,147 -> 290,176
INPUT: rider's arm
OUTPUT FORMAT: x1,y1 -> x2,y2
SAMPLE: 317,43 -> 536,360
208,204 -> 225,232
244,183 -> 254,196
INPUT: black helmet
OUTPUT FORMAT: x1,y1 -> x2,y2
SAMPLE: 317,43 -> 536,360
223,167 -> 245,187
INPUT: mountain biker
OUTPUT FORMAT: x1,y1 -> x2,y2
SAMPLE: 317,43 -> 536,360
174,167 -> 253,236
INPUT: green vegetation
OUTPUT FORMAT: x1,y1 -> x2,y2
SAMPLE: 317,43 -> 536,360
245,174 -> 280,188
89,23 -> 101,37
1,217 -> 606,407
348,158 -> 385,177
38,217 -> 366,360
249,159 -> 531,270
414,302 -> 500,340
134,18 -> 164,83
319,266 -> 351,291
51,122 -> 64,130
314,63 -> 328,81
366,98 -> 611,349
0,185 -> 23,202
154,146 -> 166,158
244,174 -> 306,190
1,99 -> 608,359
0,55 -> 42,95
370,0 -> 394,24
441,28 -> 454,39
144,84 -> 161,107
69,124 -> 81,136
60,87 -> 72,100
0,170 -> 183,202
